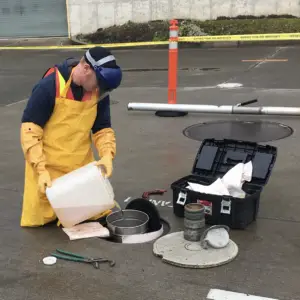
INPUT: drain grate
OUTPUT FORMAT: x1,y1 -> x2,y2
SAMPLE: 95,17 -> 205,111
183,120 -> 293,143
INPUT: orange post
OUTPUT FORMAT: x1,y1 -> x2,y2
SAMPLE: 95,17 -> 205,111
155,19 -> 187,117
168,19 -> 179,104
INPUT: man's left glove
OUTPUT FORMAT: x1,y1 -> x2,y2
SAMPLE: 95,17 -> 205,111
93,128 -> 116,178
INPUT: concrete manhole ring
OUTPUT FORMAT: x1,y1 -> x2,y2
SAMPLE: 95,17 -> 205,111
183,120 -> 293,143
153,231 -> 238,269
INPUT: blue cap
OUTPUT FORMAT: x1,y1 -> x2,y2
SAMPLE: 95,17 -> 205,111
84,47 -> 122,91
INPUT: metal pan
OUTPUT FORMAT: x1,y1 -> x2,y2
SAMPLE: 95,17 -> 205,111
106,209 -> 149,236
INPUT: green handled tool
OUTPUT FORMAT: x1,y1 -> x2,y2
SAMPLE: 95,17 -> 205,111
51,249 -> 115,269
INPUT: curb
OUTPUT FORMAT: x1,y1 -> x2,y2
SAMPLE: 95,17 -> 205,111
70,36 -> 236,49
70,36 -> 300,50
0,37 -> 73,47
70,36 -> 86,46
70,36 -> 169,50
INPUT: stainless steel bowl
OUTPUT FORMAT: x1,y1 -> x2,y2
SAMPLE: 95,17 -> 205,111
106,209 -> 149,236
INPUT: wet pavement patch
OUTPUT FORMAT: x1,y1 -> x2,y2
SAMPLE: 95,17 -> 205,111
183,120 -> 293,142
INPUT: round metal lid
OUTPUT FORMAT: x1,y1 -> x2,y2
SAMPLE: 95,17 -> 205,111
183,120 -> 293,142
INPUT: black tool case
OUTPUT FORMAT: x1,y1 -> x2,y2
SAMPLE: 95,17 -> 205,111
171,139 -> 277,229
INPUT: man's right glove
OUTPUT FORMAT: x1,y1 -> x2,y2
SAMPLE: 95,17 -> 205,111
21,122 -> 52,193
95,151 -> 113,178
37,168 -> 52,194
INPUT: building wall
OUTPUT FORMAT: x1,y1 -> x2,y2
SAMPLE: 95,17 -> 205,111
0,0 -> 68,38
68,0 -> 300,36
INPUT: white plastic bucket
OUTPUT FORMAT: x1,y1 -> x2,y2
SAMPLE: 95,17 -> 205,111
46,162 -> 115,228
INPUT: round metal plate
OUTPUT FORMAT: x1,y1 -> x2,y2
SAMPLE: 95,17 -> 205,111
153,231 -> 238,269
183,120 -> 293,142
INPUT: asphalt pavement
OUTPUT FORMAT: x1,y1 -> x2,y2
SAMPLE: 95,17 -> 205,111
1,46 -> 300,300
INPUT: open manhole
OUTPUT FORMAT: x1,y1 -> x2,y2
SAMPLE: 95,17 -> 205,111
102,218 -> 171,244
183,120 -> 293,142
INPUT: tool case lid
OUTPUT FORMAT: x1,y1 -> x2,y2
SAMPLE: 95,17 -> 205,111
191,139 -> 277,186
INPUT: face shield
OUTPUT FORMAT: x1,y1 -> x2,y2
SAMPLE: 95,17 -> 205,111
84,50 -> 122,101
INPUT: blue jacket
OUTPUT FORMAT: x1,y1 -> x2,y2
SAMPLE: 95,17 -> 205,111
21,58 -> 111,134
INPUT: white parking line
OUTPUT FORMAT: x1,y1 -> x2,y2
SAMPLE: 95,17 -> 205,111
5,98 -> 27,107
207,289 -> 279,300
217,83 -> 243,88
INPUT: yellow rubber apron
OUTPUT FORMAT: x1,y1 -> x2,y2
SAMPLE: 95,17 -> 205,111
21,68 -> 115,227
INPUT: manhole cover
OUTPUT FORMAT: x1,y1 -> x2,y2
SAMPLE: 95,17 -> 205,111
183,120 -> 293,142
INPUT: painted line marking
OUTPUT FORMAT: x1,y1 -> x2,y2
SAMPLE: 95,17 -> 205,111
207,289 -> 279,300
123,197 -> 132,203
5,98 -> 27,107
251,47 -> 287,69
149,199 -> 173,208
123,196 -> 173,208
183,85 -> 217,91
217,83 -> 243,88
242,59 -> 288,62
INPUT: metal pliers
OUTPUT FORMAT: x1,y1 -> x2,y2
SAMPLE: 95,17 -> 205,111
51,249 -> 116,269
142,189 -> 167,199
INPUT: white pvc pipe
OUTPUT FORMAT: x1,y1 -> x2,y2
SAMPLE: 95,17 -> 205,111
127,103 -> 300,116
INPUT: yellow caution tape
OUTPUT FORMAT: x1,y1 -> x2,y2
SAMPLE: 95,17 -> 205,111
0,40 -> 169,50
179,33 -> 300,42
0,33 -> 299,50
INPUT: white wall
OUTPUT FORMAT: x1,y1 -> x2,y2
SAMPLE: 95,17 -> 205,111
68,0 -> 300,36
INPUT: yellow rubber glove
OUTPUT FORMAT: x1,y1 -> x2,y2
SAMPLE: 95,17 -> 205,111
37,169 -> 52,194
21,122 -> 52,193
95,152 -> 113,178
93,128 -> 116,178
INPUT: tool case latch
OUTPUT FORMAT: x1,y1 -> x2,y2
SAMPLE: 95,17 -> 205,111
176,191 -> 187,206
220,199 -> 231,215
